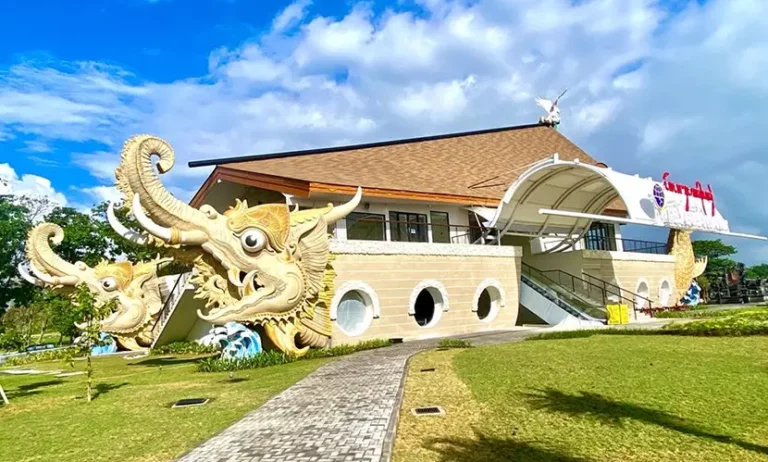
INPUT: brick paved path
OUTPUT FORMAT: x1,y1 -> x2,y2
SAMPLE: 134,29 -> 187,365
175,329 -> 548,462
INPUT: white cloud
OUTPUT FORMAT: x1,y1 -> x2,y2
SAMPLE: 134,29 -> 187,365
79,185 -> 122,205
273,0 -> 312,33
3,0 -> 768,262
0,163 -> 67,206
21,140 -> 52,153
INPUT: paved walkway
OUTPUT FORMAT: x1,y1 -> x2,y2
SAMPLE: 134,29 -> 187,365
176,329 -> 539,462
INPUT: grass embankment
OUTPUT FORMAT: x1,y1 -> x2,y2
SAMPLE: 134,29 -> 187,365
655,306 -> 767,319
394,336 -> 768,462
0,354 -> 328,462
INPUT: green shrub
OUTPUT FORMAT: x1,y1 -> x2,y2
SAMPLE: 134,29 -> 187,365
527,329 -> 664,341
196,338 -> 392,372
151,341 -> 219,356
1,348 -> 78,367
0,332 -> 24,352
437,338 -> 473,348
655,306 -> 768,319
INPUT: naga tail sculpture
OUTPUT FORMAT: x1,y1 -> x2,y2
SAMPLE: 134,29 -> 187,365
666,228 -> 708,305
113,134 -> 361,356
19,222 -> 171,351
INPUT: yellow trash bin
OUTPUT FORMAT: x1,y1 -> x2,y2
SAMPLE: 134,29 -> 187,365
606,304 -> 629,325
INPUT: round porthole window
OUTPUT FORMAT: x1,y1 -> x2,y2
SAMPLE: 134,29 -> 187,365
336,290 -> 374,336
409,281 -> 447,328
473,279 -> 504,322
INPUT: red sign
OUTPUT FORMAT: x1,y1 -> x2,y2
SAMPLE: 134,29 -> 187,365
661,172 -> 716,216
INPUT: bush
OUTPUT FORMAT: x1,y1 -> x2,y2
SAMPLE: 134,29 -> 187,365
656,306 -> 768,319
196,338 -> 392,373
0,332 -> 24,352
1,348 -> 77,367
151,341 -> 219,356
527,329 -> 663,341
437,338 -> 473,348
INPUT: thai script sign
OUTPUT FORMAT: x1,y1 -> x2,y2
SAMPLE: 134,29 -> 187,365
650,172 -> 728,233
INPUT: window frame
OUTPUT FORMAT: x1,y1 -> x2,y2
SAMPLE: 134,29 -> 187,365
389,211 -> 428,243
346,212 -> 386,241
430,211 -> 451,244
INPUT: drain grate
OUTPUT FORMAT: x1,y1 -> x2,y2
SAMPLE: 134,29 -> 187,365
419,367 -> 436,373
411,406 -> 445,417
172,398 -> 209,409
436,348 -> 449,351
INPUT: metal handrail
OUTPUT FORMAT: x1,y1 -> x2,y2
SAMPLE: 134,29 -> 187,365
583,235 -> 668,255
348,217 -> 488,244
521,263 -> 605,321
151,272 -> 191,332
581,272 -> 654,307
538,268 -> 649,320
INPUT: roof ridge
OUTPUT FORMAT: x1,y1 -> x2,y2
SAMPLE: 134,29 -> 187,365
188,122 -> 547,168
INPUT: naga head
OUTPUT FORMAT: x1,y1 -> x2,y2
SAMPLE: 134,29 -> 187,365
113,135 -> 361,353
19,222 -> 169,348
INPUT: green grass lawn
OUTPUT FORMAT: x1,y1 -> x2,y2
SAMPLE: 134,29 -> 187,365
395,336 -> 768,462
0,353 -> 328,462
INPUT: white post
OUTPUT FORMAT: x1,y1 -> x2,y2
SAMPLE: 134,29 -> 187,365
0,384 -> 8,405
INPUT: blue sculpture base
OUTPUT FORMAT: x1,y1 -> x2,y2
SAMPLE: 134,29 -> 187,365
91,332 -> 118,356
680,280 -> 702,306
200,322 -> 262,360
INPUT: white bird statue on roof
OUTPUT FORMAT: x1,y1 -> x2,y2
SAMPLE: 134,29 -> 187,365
535,89 -> 568,129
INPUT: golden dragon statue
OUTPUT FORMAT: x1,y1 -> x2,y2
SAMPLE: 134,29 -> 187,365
666,228 -> 708,304
109,135 -> 361,356
18,222 -> 173,351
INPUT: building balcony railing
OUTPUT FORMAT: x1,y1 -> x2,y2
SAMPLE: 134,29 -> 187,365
583,236 -> 668,255
339,217 -> 490,245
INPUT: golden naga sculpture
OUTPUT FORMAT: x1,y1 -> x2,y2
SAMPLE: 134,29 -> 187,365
666,228 -> 708,303
111,135 -> 361,356
18,222 -> 172,351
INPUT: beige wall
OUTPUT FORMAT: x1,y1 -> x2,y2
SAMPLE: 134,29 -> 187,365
328,241 -> 521,346
525,250 -> 677,308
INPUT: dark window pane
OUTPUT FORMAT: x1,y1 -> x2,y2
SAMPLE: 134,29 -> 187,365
347,212 -> 385,241
430,211 -> 450,244
390,211 -> 428,242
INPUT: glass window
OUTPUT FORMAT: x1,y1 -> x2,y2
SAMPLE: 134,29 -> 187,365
389,211 -> 428,242
584,222 -> 616,251
346,212 -> 385,241
468,211 -> 483,244
337,291 -> 373,336
430,211 -> 450,244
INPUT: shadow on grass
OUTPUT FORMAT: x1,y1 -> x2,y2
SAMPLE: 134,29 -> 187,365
525,388 -> 768,456
8,379 -> 64,398
424,430 -> 592,462
128,356 -> 201,367
92,382 -> 129,400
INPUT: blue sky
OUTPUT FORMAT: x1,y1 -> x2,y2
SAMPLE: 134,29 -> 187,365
1,0 -> 767,263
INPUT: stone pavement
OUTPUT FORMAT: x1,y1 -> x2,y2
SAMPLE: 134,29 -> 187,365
176,329 -> 539,462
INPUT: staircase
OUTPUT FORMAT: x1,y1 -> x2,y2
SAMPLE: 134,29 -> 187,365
151,271 -> 194,347
520,263 -> 605,327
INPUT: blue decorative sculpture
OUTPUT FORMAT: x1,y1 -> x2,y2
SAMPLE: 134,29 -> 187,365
91,332 -> 118,356
200,322 -> 262,360
680,280 -> 702,306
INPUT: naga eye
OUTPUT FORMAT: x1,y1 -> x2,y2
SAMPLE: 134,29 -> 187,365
101,277 -> 118,292
240,229 -> 267,252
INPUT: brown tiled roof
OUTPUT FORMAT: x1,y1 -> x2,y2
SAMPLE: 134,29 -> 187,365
192,123 -> 616,207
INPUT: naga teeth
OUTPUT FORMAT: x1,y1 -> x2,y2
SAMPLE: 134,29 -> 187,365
228,269 -> 245,288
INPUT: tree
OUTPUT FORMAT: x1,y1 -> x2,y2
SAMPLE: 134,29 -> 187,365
45,206 -> 111,267
746,264 -> 768,279
0,197 -> 35,313
31,290 -> 77,345
1,304 -> 45,348
692,239 -> 738,278
67,284 -> 116,403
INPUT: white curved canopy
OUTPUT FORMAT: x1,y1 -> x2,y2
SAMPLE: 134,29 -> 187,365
489,154 -> 766,242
